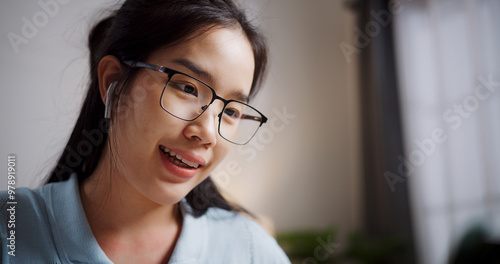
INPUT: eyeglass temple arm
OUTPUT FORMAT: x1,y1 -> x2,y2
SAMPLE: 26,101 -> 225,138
122,60 -> 165,72
241,114 -> 268,124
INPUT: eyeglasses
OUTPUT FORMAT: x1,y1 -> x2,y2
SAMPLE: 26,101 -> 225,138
122,60 -> 268,145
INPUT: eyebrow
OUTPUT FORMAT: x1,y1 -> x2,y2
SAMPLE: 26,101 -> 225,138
171,58 -> 250,103
171,58 -> 214,83
229,91 -> 249,103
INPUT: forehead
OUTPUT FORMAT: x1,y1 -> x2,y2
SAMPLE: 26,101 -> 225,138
148,27 -> 255,98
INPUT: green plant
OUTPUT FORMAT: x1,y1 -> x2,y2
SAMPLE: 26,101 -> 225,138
277,227 -> 408,264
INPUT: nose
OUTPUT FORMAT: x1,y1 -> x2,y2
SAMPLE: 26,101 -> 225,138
183,101 -> 223,147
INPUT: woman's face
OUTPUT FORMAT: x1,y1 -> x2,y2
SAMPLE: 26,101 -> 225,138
110,27 -> 255,206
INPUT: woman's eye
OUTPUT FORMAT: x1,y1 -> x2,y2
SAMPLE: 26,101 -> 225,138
183,85 -> 196,95
171,81 -> 198,96
224,108 -> 240,119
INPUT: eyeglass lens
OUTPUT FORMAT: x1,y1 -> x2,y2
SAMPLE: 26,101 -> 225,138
161,74 -> 263,145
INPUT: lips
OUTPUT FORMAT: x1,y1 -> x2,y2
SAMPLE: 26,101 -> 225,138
159,145 -> 201,169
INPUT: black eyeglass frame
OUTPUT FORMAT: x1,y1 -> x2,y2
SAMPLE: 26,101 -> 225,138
121,60 -> 268,145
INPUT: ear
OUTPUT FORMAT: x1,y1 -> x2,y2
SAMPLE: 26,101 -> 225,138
97,55 -> 123,105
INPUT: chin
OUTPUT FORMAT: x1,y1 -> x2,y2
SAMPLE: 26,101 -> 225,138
143,178 -> 199,206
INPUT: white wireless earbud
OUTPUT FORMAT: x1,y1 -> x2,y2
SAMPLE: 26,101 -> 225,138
104,81 -> 118,119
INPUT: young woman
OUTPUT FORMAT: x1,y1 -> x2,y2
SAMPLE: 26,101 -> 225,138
0,0 -> 290,263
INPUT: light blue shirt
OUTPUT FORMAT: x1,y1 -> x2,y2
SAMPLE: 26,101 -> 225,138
0,174 -> 290,263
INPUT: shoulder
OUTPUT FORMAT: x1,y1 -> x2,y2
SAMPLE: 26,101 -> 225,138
0,185 -> 59,262
0,186 -> 47,225
0,187 -> 44,237
203,207 -> 291,263
0,183 -> 59,223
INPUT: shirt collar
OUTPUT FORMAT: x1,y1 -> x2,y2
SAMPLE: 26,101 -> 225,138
43,173 -> 112,263
43,173 -> 207,263
168,200 -> 208,263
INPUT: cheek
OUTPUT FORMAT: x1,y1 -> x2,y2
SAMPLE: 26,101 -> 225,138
111,86 -> 185,163
119,70 -> 168,127
117,77 -> 166,133
205,143 -> 232,173
110,90 -> 163,166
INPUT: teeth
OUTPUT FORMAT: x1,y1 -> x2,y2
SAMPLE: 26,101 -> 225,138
160,146 -> 200,168
180,157 -> 200,168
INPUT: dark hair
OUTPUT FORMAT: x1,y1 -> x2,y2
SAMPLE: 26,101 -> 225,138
45,0 -> 268,217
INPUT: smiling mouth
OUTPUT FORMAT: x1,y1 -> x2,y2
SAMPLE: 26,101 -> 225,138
159,145 -> 201,169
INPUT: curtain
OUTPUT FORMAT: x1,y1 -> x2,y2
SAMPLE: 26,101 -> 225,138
353,0 -> 416,263
393,0 -> 500,263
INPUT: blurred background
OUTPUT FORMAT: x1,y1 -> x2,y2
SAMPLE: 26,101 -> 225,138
1,0 -> 499,263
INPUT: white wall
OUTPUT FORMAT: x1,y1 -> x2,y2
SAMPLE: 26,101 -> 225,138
0,0 -> 361,234
0,0 -> 119,187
